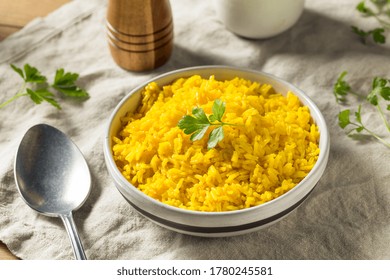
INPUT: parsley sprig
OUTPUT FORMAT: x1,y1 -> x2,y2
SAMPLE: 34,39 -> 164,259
0,64 -> 89,110
178,99 -> 235,149
333,71 -> 360,103
352,0 -> 390,44
334,71 -> 390,148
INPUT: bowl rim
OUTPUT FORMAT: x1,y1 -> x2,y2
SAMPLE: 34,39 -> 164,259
103,65 -> 330,218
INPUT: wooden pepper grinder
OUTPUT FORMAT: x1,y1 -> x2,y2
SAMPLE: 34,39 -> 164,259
106,0 -> 173,71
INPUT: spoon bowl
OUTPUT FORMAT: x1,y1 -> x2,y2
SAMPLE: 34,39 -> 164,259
14,124 -> 91,259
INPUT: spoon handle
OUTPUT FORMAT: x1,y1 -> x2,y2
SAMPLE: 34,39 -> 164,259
60,213 -> 87,260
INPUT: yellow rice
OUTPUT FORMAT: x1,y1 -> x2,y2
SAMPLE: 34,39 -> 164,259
112,75 -> 320,212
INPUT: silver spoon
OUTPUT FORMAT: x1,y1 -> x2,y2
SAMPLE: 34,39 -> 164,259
14,124 -> 91,260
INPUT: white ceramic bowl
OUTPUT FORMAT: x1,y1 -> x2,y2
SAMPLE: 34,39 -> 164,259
103,66 -> 329,237
214,0 -> 305,39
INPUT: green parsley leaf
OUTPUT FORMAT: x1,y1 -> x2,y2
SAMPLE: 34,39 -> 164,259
209,99 -> 225,122
26,88 -> 61,109
373,77 -> 387,88
356,126 -> 364,132
191,107 -> 210,124
23,64 -> 47,83
190,125 -> 210,142
351,26 -> 367,35
178,115 -> 208,135
338,109 -> 352,128
339,106 -> 364,134
333,71 -> 351,103
351,27 -> 386,44
10,63 -> 47,83
54,68 -> 79,85
367,77 -> 390,104
366,76 -> 390,134
380,86 -> 390,100
178,107 -> 211,142
356,1 -> 374,15
52,68 -> 89,98
367,89 -> 379,105
207,126 -> 224,149
10,64 -> 24,79
178,99 -> 234,149
351,26 -> 369,44
372,28 -> 386,43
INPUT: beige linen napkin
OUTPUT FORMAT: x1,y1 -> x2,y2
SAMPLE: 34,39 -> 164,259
0,0 -> 389,259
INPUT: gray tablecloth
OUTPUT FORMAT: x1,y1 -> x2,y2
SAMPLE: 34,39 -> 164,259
1,0 -> 389,260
